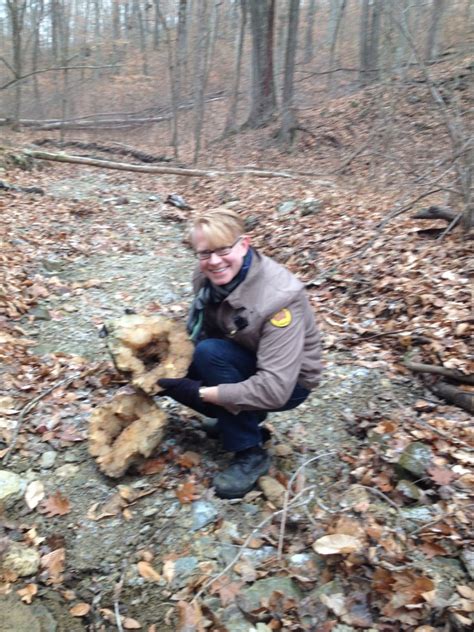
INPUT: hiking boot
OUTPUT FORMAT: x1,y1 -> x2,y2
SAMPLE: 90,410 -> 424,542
213,446 -> 270,499
201,419 -> 271,443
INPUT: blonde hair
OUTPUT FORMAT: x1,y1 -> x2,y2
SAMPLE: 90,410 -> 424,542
189,208 -> 246,249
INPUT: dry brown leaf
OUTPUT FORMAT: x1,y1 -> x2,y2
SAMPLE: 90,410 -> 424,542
69,603 -> 91,617
457,585 -> 474,600
418,542 -> 448,558
427,466 -> 456,486
137,561 -> 162,582
123,618 -> 142,629
176,481 -> 199,504
177,451 -> 201,468
163,559 -> 175,584
313,534 -> 363,555
17,583 -> 37,603
39,492 -> 71,517
40,548 -> 65,584
138,457 -> 167,475
176,600 -> 202,632
25,481 -> 45,510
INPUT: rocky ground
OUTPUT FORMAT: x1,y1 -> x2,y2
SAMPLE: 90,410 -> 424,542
1,163 -> 472,631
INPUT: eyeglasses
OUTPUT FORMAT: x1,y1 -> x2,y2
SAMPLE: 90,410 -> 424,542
195,237 -> 242,260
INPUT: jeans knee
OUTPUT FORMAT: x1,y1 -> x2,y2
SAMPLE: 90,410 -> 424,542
193,338 -> 224,369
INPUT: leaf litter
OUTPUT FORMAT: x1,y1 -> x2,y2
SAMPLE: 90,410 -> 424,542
1,69 -> 473,630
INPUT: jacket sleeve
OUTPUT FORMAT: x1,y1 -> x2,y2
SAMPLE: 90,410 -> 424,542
217,296 -> 306,414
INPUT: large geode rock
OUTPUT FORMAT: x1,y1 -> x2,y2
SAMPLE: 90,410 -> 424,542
105,314 -> 194,395
89,392 -> 167,477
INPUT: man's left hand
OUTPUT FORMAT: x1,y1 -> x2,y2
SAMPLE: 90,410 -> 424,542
157,377 -> 202,409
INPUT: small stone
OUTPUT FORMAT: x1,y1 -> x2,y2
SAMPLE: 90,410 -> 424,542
244,215 -> 260,230
237,577 -> 303,614
55,464 -> 79,478
191,500 -> 219,531
42,258 -> 63,272
0,470 -> 26,509
397,442 -> 433,478
396,479 -> 422,501
258,475 -> 286,508
63,451 -> 83,463
339,485 -> 370,510
461,549 -> 474,580
277,200 -> 297,215
40,451 -> 57,469
0,541 -> 40,576
272,444 -> 292,457
171,556 -> 199,588
300,198 -> 322,216
29,306 -> 52,321
400,505 -> 439,525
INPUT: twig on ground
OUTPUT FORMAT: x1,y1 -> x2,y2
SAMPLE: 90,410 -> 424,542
277,452 -> 337,559
404,360 -> 474,385
352,484 -> 402,512
113,572 -> 125,632
191,474 -> 331,604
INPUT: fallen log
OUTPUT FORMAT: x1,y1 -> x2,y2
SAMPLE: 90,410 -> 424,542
413,205 -> 458,223
33,139 -> 172,163
428,381 -> 474,414
23,149 -> 297,179
404,361 -> 474,385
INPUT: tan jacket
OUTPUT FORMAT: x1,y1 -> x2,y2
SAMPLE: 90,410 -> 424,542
192,250 -> 322,414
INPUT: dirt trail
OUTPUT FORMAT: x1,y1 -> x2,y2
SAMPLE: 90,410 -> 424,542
3,169 -> 437,631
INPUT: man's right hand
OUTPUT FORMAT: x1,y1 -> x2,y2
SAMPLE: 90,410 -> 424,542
157,377 -> 202,410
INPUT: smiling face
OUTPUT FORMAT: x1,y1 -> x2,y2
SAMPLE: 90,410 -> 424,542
192,227 -> 250,286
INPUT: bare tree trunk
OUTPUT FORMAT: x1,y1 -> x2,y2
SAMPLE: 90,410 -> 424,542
359,0 -> 370,87
303,0 -> 317,63
246,0 -> 277,128
223,0 -> 247,135
31,0 -> 45,118
192,0 -> 213,164
326,0 -> 346,94
277,0 -> 300,146
425,0 -> 445,61
133,0 -> 148,75
359,0 -> 382,87
6,0 -> 27,127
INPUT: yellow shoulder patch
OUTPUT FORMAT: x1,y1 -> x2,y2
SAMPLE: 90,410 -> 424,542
270,308 -> 292,328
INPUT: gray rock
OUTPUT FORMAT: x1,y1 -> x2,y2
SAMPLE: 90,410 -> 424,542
396,479 -> 423,501
219,544 -> 276,567
40,451 -> 58,469
219,604 -> 252,631
0,541 -> 40,576
236,577 -> 303,614
28,306 -> 52,321
54,464 -> 79,478
288,551 -> 325,578
30,605 -> 57,632
397,442 -> 433,478
41,258 -> 64,272
461,548 -> 474,580
172,556 -> 199,588
191,500 -> 219,531
63,451 -> 83,463
0,595 -> 42,632
300,198 -> 322,216
0,470 -> 26,509
244,215 -> 260,231
400,505 -> 439,525
277,200 -> 297,215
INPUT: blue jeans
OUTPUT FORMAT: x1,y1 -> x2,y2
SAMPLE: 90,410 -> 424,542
187,338 -> 310,452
